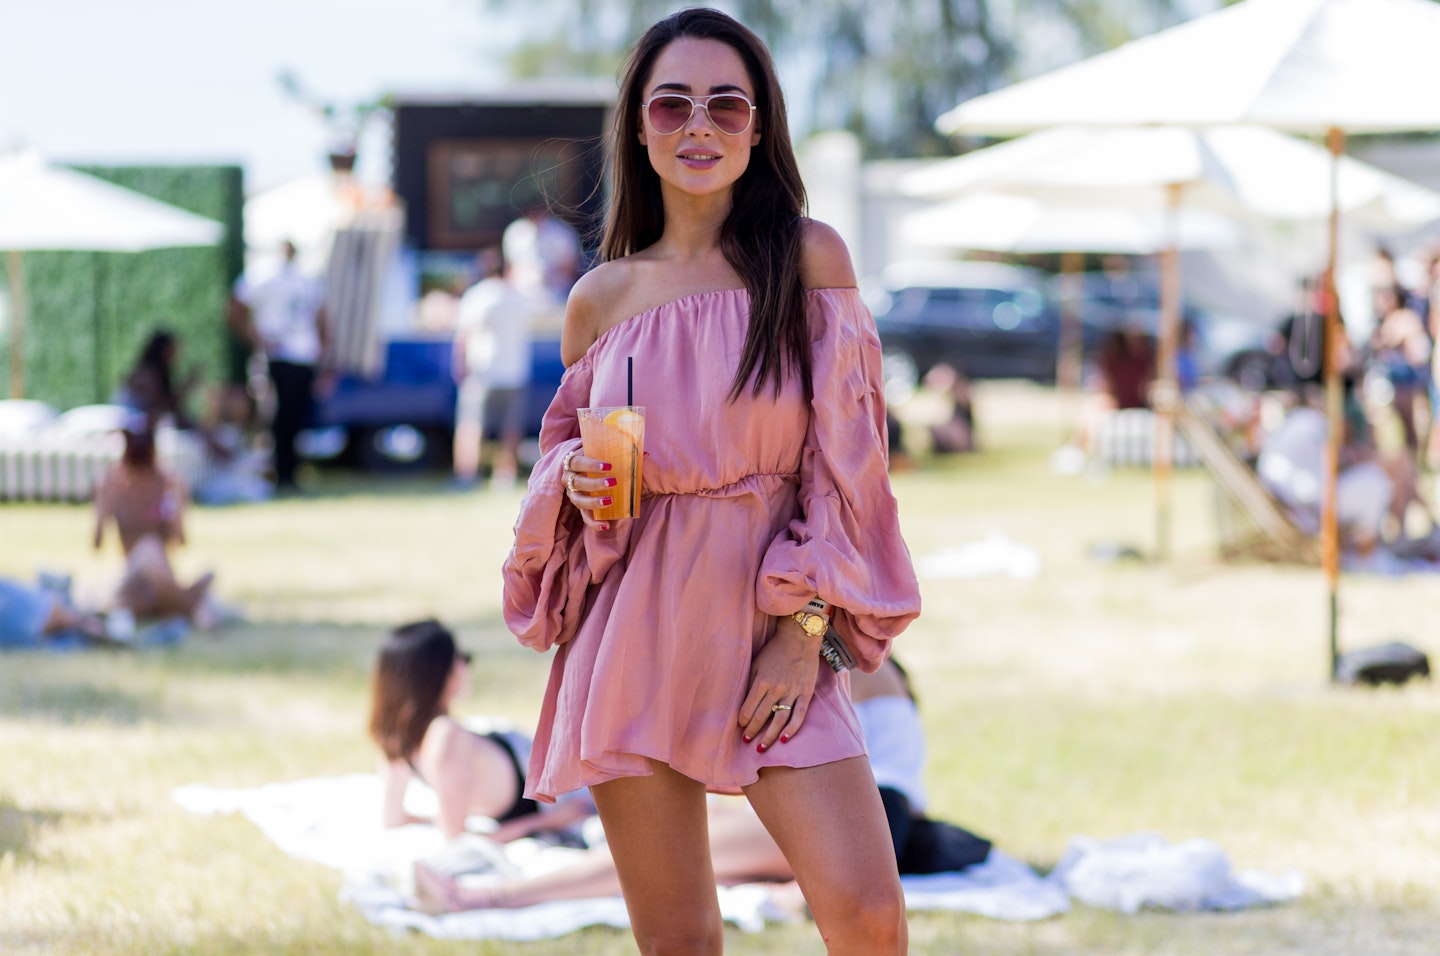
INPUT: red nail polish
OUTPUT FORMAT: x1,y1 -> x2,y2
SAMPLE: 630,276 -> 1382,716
756,743 -> 767,753
780,734 -> 789,744
600,462 -> 612,471
742,735 -> 752,743
600,497 -> 613,507
598,523 -> 610,531
605,478 -> 617,487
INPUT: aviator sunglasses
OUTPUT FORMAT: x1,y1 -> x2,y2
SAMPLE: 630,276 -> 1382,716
642,92 -> 756,136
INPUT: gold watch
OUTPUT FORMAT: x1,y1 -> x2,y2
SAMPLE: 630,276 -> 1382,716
790,610 -> 829,638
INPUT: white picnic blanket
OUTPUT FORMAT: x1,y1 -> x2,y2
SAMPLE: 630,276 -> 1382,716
172,775 -> 1300,940
171,774 -> 1071,938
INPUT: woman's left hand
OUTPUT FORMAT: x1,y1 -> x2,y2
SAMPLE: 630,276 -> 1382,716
738,618 -> 822,750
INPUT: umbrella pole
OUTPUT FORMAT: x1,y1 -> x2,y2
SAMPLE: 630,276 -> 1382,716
1057,250 -> 1084,390
6,250 -> 25,399
1058,250 -> 1084,442
1322,127 -> 1345,681
1153,182 -> 1184,562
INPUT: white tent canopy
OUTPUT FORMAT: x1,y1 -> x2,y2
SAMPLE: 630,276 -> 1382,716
0,150 -> 225,252
937,0 -> 1440,136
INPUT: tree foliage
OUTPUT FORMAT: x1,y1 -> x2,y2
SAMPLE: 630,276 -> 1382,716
478,0 -> 1201,158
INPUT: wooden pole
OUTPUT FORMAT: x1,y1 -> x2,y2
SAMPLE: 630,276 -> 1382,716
1152,182 -> 1184,562
6,250 -> 25,399
1057,250 -> 1084,391
1057,249 -> 1084,443
1322,127 -> 1345,680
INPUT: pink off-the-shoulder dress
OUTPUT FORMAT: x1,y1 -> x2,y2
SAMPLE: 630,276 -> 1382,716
502,287 -> 921,802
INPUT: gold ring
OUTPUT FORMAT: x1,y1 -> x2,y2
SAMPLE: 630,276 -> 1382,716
771,703 -> 792,713
565,473 -> 578,494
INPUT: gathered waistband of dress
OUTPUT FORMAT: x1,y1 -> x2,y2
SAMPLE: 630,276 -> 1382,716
642,471 -> 797,501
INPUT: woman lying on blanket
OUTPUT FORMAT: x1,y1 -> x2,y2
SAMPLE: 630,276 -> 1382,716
412,655 -> 991,912
369,619 -> 595,843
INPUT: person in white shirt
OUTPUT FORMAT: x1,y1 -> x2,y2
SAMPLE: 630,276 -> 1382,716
451,247 -> 534,488
233,240 -> 327,492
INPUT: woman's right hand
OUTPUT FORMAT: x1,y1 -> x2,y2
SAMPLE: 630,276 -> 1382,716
561,449 -> 616,530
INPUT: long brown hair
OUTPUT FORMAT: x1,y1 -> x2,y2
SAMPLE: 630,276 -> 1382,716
603,8 -> 811,401
368,619 -> 458,762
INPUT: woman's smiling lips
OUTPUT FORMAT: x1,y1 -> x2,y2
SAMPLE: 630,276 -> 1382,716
677,148 -> 722,168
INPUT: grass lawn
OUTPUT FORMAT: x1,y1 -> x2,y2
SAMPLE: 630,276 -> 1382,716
3,381 -> 1438,954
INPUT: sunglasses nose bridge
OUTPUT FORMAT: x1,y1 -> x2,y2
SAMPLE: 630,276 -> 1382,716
681,99 -> 718,134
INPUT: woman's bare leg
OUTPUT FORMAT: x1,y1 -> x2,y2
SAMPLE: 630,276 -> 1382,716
745,757 -> 907,955
415,843 -> 628,910
590,760 -> 724,955
412,800 -> 789,912
117,535 -> 212,619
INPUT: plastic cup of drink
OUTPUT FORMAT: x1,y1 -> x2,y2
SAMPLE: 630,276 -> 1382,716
577,406 -> 645,521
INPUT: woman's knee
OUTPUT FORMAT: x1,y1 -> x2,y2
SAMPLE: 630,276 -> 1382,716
812,881 -> 907,952
630,919 -> 724,956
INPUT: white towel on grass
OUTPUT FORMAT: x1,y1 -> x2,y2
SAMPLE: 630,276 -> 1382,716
172,774 -> 1070,939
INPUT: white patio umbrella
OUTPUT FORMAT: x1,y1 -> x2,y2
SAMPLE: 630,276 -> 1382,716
904,125 -> 1440,233
899,191 -> 1243,256
0,151 -> 225,398
936,0 -> 1440,677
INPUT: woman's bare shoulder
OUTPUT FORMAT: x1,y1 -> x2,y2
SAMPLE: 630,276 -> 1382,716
562,260 -> 642,366
799,218 -> 858,290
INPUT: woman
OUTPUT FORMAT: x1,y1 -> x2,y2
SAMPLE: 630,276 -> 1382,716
369,619 -> 594,843
1369,282 -> 1431,456
503,9 -> 920,953
92,419 -> 215,626
116,330 -> 198,429
413,659 -> 990,913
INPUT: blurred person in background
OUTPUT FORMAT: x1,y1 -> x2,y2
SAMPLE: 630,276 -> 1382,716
1054,320 -> 1156,473
451,246 -> 534,490
1424,249 -> 1440,470
921,362 -> 975,456
0,576 -> 114,649
115,329 -> 200,430
1367,282 -> 1430,458
93,417 -> 218,631
232,240 -> 328,494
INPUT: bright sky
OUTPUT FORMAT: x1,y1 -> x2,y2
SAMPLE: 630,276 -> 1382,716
1,0 -> 514,192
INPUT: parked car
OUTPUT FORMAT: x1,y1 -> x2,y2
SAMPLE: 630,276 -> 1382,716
869,261 -> 1281,406
868,261 -> 1059,402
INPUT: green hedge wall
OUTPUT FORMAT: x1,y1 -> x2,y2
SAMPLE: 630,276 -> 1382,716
0,164 -> 244,413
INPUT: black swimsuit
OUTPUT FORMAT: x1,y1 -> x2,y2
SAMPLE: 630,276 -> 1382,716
409,729 -> 540,823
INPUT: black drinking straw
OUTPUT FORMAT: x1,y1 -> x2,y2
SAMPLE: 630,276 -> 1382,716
627,356 -> 634,405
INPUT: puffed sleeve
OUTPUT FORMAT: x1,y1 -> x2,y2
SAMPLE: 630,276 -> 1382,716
756,288 -> 921,671
502,356 -> 630,651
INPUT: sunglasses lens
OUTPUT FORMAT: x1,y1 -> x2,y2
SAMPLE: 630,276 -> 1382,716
707,96 -> 752,134
648,96 -> 694,133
